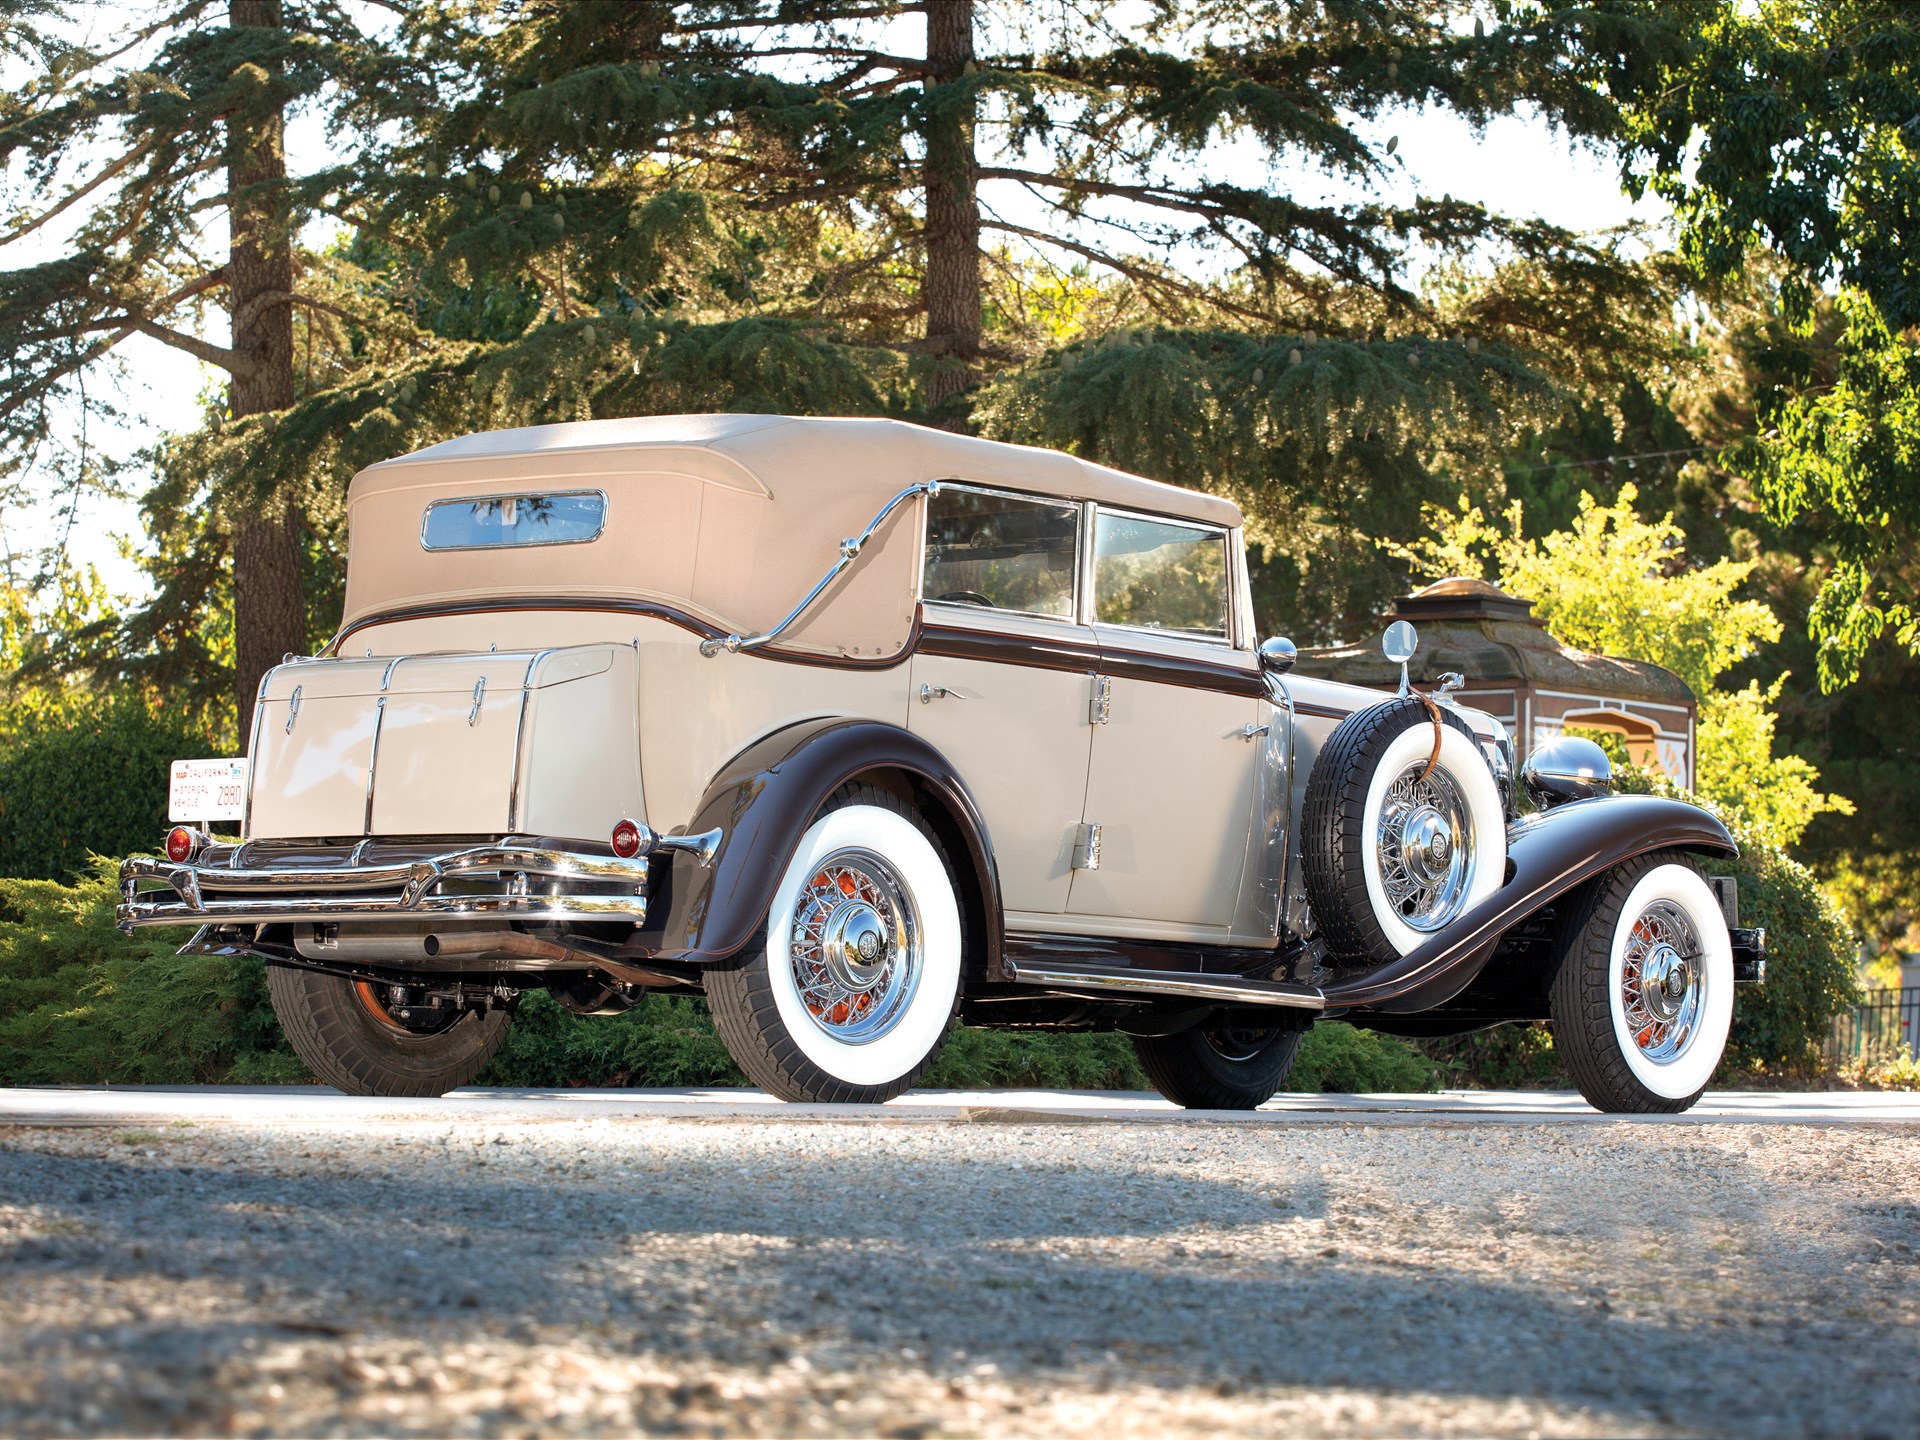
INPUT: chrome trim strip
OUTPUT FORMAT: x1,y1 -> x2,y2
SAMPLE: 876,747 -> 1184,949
360,655 -> 405,837
120,896 -> 650,927
1003,959 -> 1325,1011
506,649 -> 553,831
700,479 -> 939,657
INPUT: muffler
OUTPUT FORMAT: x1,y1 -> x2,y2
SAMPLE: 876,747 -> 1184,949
422,929 -> 685,988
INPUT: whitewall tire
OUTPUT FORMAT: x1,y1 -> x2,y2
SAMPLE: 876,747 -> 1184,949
1302,698 -> 1508,963
1549,853 -> 1734,1113
704,785 -> 962,1103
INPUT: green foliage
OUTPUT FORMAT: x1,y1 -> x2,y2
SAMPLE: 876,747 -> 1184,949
1293,1023 -> 1440,1093
477,991 -> 745,1089
924,1027 -> 1149,1091
0,860 -> 305,1086
0,690 -> 224,882
1420,1025 -> 1564,1089
1598,0 -> 1920,685
1393,484 -> 1851,846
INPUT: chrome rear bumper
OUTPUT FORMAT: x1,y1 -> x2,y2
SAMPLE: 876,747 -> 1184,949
117,837 -> 654,931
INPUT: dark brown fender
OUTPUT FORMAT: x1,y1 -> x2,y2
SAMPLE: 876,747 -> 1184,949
627,717 -> 1003,971
1321,794 -> 1737,1015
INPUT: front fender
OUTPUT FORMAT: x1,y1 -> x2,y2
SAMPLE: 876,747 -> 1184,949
627,717 -> 1003,971
1322,794 -> 1736,1014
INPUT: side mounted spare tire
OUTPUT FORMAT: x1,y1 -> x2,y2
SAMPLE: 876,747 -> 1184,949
1301,696 -> 1506,964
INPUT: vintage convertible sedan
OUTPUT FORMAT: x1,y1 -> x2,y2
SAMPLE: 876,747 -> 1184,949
120,415 -> 1764,1111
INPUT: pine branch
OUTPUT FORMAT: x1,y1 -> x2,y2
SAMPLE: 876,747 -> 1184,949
980,218 -> 1277,326
229,288 -> 365,339
670,5 -> 927,38
128,318 -> 249,375
0,141 -> 155,249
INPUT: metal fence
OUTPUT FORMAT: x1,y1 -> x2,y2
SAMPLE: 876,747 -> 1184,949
1827,987 -> 1920,1067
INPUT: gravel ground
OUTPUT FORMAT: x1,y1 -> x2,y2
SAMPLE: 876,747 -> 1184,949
2,1110 -> 1917,1438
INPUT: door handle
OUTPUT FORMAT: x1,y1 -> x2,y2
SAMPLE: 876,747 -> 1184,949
1240,721 -> 1271,741
919,682 -> 967,704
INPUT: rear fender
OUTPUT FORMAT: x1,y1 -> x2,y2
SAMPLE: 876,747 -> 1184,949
1321,794 -> 1737,1014
628,717 -> 1003,972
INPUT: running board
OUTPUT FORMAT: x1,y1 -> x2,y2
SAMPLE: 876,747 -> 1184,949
1002,959 -> 1326,1012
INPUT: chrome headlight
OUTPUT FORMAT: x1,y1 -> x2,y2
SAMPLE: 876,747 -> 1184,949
1521,736 -> 1614,810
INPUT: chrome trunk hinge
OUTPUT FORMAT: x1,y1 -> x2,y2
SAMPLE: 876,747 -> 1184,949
1089,674 -> 1112,725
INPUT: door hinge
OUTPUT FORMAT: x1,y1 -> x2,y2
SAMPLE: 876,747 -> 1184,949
1071,822 -> 1103,871
1089,674 -> 1112,725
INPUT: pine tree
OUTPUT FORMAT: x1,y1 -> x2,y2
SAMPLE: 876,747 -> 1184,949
376,1 -> 1663,425
0,0 -> 378,733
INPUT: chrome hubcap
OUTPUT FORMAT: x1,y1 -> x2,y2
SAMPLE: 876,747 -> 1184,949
788,848 -> 921,1044
821,901 -> 890,992
1376,764 -> 1474,932
1621,901 -> 1704,1063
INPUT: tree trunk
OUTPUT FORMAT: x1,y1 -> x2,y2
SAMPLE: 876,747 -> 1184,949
227,0 -> 307,743
922,0 -> 982,424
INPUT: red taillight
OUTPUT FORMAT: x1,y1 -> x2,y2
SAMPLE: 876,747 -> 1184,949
164,826 -> 197,864
610,819 -> 649,859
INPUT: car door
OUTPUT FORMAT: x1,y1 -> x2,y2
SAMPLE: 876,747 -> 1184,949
1068,508 -> 1266,934
909,485 -> 1099,918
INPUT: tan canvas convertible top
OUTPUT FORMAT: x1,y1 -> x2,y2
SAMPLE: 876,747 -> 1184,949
340,414 -> 1243,658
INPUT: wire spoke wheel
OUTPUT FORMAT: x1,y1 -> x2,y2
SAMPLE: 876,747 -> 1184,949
703,787 -> 963,1103
1373,762 -> 1475,933
1302,697 -> 1507,963
1618,900 -> 1705,1065
1547,854 -> 1734,1113
786,847 -> 923,1045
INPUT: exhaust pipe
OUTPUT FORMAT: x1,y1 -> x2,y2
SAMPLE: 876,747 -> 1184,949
422,930 -> 685,989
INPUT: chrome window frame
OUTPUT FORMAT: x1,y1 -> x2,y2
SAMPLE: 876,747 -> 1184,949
919,480 -> 1088,626
1083,503 -> 1238,648
419,488 -> 610,553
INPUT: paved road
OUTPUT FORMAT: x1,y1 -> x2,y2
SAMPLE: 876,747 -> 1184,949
5,1083 -> 1918,1126
3,1087 -> 1917,1437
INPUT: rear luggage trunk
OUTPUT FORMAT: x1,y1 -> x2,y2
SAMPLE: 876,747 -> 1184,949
246,644 -> 643,841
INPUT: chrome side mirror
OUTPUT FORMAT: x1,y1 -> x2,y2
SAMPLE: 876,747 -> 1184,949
1383,619 -> 1417,695
1258,636 -> 1296,675
1520,736 -> 1614,810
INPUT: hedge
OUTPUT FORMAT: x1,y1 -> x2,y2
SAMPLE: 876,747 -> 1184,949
0,693 -> 223,882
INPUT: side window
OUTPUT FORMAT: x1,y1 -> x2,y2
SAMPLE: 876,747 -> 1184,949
922,487 -> 1079,618
1092,511 -> 1230,638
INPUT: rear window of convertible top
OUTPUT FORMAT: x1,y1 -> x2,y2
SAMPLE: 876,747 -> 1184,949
420,491 -> 607,551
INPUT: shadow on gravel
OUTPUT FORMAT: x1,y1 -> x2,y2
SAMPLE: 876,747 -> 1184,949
0,1137 -> 1907,1439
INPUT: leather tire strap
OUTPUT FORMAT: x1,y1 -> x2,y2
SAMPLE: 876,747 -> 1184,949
1413,688 -> 1446,783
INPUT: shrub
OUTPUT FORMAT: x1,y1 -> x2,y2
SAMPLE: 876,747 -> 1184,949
925,1027 -> 1148,1089
478,992 -> 745,1088
0,861 -> 306,1085
1419,1024 -> 1563,1089
1293,1022 -> 1439,1093
0,693 -> 225,882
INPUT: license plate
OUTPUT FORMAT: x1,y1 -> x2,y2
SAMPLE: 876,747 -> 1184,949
169,758 -> 248,823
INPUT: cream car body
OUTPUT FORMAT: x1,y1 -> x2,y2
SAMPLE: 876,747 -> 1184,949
120,414 -> 1765,1111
